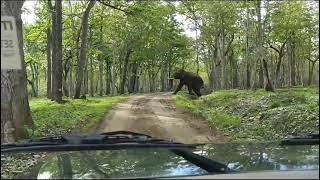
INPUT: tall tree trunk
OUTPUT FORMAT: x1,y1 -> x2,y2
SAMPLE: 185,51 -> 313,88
74,1 -> 96,98
46,28 -> 52,98
209,39 -> 217,90
90,57 -> 94,97
308,60 -> 317,86
69,63 -> 73,97
1,0 -> 33,142
62,53 -> 71,97
245,1 -> 251,89
275,56 -> 283,87
49,0 -> 62,102
148,71 -> 155,92
49,0 -> 63,103
110,44 -> 116,95
195,29 -> 200,75
231,50 -> 238,88
270,40 -> 286,87
98,59 -> 103,96
67,0 -> 78,97
287,32 -> 296,86
98,28 -> 104,96
84,58 -> 88,95
35,64 -> 39,95
105,60 -> 111,95
135,70 -> 140,92
29,64 -> 38,97
258,61 -> 264,88
48,0 -> 56,100
219,29 -> 227,89
160,61 -> 167,92
120,40 -> 131,94
128,62 -> 138,93
256,0 -> 274,92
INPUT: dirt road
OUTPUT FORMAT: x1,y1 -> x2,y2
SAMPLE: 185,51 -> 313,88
94,93 -> 228,144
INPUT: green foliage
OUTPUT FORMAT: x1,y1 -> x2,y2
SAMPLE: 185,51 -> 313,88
27,96 -> 128,137
174,86 -> 319,142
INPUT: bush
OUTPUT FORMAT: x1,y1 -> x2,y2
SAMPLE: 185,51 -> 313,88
174,86 -> 319,141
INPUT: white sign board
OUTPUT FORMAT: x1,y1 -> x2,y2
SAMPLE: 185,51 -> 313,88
1,16 -> 22,69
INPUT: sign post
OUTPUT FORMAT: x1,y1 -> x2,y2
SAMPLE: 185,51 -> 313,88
1,16 -> 22,69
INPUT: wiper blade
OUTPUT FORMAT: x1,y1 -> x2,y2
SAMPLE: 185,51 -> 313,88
171,149 -> 234,174
1,131 -> 195,153
280,132 -> 319,145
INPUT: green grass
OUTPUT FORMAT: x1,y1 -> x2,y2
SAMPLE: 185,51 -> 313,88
174,86 -> 319,141
27,96 -> 128,137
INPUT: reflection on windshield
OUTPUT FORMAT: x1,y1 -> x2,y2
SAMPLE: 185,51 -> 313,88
195,143 -> 319,172
37,149 -> 208,179
34,143 -> 320,179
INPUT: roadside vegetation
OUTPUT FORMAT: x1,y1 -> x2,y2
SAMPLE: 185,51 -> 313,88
1,95 -> 128,179
27,96 -> 128,137
175,86 -> 319,141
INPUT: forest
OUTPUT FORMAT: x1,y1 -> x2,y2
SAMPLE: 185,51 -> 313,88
1,1 -> 319,178
1,0 -> 319,144
20,0 -> 319,98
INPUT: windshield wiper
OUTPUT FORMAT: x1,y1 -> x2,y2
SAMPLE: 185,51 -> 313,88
171,149 -> 234,174
1,131 -> 195,153
280,132 -> 319,145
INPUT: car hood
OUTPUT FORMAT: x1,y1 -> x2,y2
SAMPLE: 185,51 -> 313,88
18,142 -> 319,179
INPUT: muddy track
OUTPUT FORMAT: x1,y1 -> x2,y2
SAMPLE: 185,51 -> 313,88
93,93 -> 229,144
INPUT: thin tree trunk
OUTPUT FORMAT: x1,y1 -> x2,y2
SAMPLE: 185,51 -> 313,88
35,64 -> 39,95
275,56 -> 282,87
110,44 -> 116,95
98,59 -> 103,96
231,50 -> 238,88
98,11 -> 104,96
46,28 -> 52,98
256,0 -> 274,92
287,32 -> 296,86
120,39 -> 131,94
105,59 -> 111,95
270,40 -> 286,87
30,64 -> 38,97
220,29 -> 227,89
195,29 -> 200,75
129,62 -> 138,93
74,1 -> 96,98
67,0 -> 77,97
209,39 -> 217,90
160,61 -> 167,92
258,61 -> 264,88
245,1 -> 251,89
135,70 -> 140,92
308,60 -> 316,85
84,57 -> 88,95
69,62 -> 73,97
90,57 -> 94,97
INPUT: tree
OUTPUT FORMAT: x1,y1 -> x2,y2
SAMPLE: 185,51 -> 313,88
48,0 -> 63,103
74,0 -> 96,99
1,0 -> 33,142
20,0 -> 319,98
46,28 -> 52,98
256,0 -> 274,92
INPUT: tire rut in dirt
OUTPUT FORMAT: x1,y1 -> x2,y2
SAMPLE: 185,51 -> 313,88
129,96 -> 171,140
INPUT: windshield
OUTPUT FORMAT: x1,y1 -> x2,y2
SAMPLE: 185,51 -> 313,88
1,0 -> 319,179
